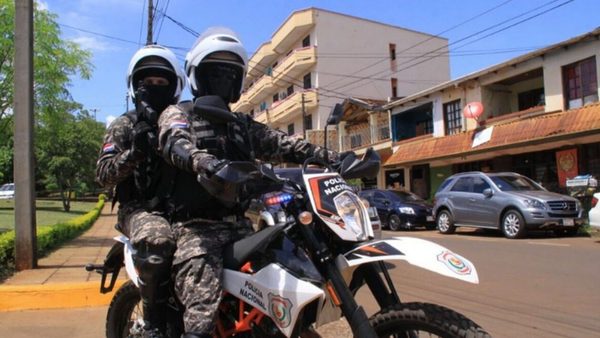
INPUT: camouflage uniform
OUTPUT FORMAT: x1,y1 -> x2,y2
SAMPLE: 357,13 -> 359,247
95,113 -> 175,251
157,100 -> 335,334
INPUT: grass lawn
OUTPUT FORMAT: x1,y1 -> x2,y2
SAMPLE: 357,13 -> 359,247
0,199 -> 99,233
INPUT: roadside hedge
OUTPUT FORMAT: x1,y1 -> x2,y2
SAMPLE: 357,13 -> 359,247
0,194 -> 106,281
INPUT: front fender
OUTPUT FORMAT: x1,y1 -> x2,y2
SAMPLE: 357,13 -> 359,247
115,235 -> 139,286
338,237 -> 479,284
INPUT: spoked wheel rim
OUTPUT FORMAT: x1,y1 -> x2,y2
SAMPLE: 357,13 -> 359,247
389,215 -> 401,231
437,213 -> 450,232
503,213 -> 521,237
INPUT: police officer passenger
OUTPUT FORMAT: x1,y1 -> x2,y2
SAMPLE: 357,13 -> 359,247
96,44 -> 185,338
156,27 -> 339,338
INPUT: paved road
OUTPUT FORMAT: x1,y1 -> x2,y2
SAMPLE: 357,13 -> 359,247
1,229 -> 598,337
356,229 -> 600,338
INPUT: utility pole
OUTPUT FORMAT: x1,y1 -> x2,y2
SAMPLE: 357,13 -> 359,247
146,0 -> 154,45
14,0 -> 37,270
89,108 -> 99,121
301,92 -> 306,139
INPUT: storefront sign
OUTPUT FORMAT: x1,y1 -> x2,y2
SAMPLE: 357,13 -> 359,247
555,148 -> 578,187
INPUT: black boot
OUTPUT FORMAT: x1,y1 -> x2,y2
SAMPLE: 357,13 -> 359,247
134,252 -> 172,338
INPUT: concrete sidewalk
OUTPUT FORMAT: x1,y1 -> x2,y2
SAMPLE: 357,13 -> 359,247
0,204 -> 126,312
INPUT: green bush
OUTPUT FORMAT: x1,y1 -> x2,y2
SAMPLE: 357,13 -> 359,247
0,194 -> 105,280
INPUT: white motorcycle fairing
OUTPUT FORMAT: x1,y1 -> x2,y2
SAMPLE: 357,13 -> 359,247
223,264 -> 325,338
303,172 -> 373,242
339,237 -> 479,284
115,235 -> 140,287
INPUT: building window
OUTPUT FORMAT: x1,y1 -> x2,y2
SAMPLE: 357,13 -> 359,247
260,102 -> 267,111
518,88 -> 545,111
287,85 -> 294,96
304,114 -> 312,130
391,78 -> 398,98
389,43 -> 396,61
415,119 -> 433,136
302,35 -> 310,47
303,73 -> 312,89
350,134 -> 362,148
287,123 -> 295,135
249,109 -> 254,117
563,56 -> 598,109
273,94 -> 279,103
444,99 -> 462,135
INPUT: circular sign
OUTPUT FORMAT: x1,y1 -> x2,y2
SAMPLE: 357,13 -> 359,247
463,102 -> 484,120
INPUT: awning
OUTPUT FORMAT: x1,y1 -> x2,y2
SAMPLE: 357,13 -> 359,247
384,102 -> 600,167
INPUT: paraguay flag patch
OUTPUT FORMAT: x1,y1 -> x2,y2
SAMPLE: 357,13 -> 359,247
102,143 -> 115,153
170,120 -> 189,129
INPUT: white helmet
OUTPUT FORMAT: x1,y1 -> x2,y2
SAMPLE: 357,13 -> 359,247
185,27 -> 248,103
126,44 -> 185,104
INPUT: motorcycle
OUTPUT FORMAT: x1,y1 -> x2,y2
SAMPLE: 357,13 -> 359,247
87,147 -> 490,338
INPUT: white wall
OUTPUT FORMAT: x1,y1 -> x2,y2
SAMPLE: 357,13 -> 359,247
542,39 -> 600,112
313,10 -> 450,129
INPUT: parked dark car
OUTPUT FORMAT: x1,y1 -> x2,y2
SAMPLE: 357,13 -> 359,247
359,189 -> 435,231
433,171 -> 584,239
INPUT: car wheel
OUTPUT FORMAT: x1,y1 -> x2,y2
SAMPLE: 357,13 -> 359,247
436,210 -> 455,234
501,209 -> 527,239
388,214 -> 402,231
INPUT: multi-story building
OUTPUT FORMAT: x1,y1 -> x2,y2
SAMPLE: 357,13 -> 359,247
377,28 -> 600,200
231,7 -> 450,138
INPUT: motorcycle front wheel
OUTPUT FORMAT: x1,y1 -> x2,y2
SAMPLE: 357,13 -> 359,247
370,302 -> 491,338
106,280 -> 145,338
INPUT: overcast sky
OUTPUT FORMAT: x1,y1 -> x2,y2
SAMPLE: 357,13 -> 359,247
40,0 -> 600,125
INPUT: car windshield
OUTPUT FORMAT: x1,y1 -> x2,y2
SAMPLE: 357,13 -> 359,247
388,190 -> 424,202
490,175 -> 544,191
0,184 -> 13,191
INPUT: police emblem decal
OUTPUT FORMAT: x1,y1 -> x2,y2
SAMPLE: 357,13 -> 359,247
268,293 -> 293,328
437,250 -> 472,275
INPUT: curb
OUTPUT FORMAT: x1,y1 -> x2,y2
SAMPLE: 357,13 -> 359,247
0,281 -> 126,312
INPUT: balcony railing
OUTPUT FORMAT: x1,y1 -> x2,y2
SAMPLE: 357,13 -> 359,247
272,47 -> 316,87
245,74 -> 274,104
340,120 -> 391,151
269,89 -> 317,125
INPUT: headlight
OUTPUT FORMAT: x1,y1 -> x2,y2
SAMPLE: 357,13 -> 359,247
334,191 -> 369,240
399,207 -> 415,215
524,199 -> 546,210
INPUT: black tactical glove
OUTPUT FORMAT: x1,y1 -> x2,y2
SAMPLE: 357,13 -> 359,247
194,156 -> 230,177
331,151 -> 355,171
131,121 -> 153,159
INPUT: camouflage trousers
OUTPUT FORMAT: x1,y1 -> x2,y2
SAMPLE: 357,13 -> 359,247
119,204 -> 175,257
171,218 -> 252,334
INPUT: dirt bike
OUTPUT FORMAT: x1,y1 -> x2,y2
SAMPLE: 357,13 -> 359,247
87,147 -> 490,338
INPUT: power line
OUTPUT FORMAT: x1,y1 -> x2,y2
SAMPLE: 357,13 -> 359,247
60,23 -> 140,46
154,0 -> 171,42
137,0 -> 146,46
333,0 -> 570,94
326,0 -> 515,91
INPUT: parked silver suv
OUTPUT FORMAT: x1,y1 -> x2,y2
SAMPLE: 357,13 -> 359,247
433,172 -> 583,239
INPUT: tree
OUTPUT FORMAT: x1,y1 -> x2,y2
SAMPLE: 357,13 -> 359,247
0,1 -> 95,203
36,107 -> 105,211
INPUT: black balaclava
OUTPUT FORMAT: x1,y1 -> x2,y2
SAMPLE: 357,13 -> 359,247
194,62 -> 243,103
132,58 -> 178,115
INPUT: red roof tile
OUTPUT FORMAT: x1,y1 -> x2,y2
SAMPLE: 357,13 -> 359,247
385,103 -> 600,166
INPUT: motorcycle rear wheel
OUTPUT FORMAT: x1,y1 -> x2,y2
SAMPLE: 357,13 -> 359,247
106,280 -> 144,338
370,302 -> 491,338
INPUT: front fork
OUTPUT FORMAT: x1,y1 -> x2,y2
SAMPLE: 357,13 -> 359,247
349,261 -> 401,309
296,223 -> 378,338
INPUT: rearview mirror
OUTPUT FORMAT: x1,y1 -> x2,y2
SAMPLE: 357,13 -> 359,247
326,103 -> 344,126
483,188 -> 493,197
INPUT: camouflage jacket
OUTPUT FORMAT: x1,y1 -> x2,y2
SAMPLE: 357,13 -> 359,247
96,113 -> 140,188
157,101 -> 335,174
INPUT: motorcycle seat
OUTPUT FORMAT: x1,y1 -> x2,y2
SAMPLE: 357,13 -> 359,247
223,225 -> 286,270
